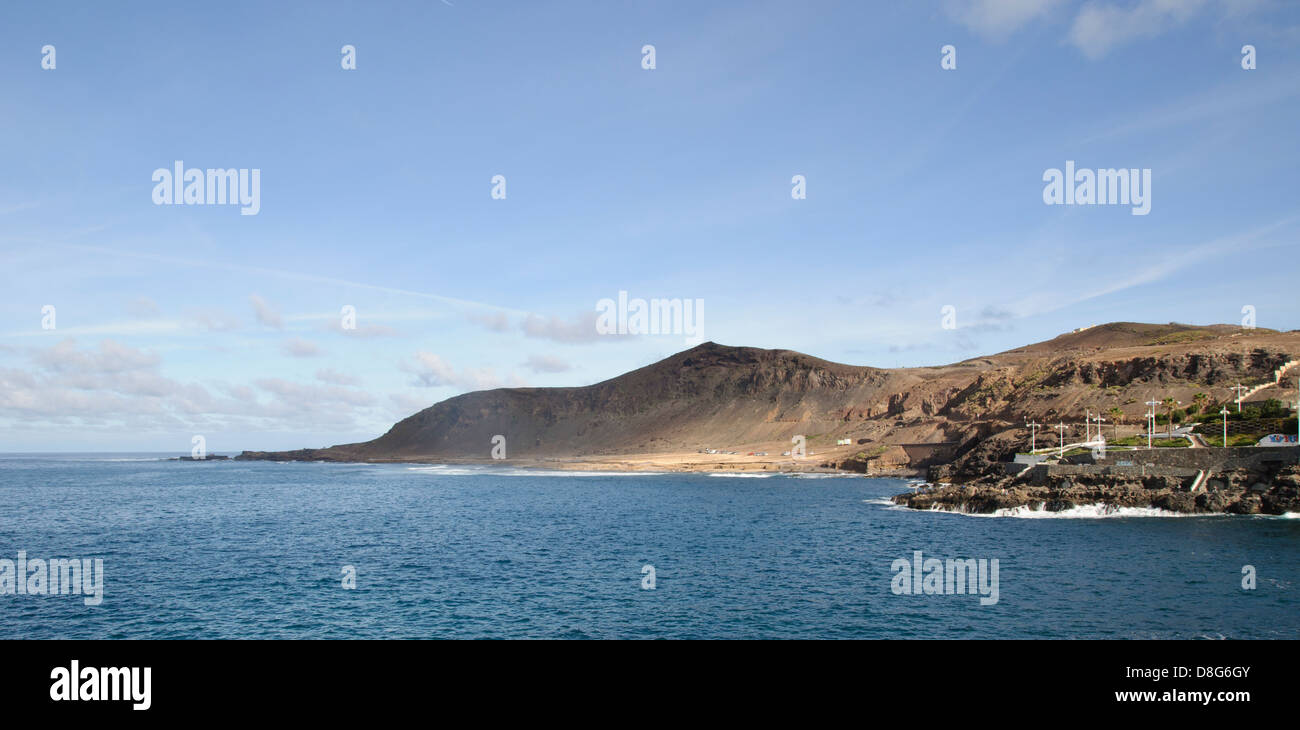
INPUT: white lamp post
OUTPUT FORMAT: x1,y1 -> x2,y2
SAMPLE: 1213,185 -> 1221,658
1056,421 -> 1066,457
1026,420 -> 1039,453
1144,410 -> 1155,449
1219,406 -> 1230,448
1232,384 -> 1247,413
1291,380 -> 1299,462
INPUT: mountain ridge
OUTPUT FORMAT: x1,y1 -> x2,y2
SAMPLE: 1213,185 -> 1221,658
236,322 -> 1300,465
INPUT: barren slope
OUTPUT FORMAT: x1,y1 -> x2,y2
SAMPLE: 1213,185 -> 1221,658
237,323 -> 1300,463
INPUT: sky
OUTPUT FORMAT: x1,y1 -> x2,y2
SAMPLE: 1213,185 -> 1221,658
1,0 -> 1298,452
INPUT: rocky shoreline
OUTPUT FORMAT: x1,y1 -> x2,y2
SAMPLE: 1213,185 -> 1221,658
892,464 -> 1300,515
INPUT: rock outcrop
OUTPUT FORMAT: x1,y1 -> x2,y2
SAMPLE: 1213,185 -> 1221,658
894,465 -> 1300,515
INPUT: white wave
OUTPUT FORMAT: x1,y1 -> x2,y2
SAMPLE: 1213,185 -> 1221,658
864,497 -> 903,506
927,501 -> 1216,519
507,469 -> 669,477
405,465 -> 668,477
1278,512 -> 1300,520
787,472 -> 860,479
708,472 -> 775,478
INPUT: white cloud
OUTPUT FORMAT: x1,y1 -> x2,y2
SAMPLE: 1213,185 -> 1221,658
188,309 -> 241,332
316,368 -> 361,386
323,319 -> 398,337
249,294 -> 283,329
283,337 -> 322,357
468,311 -> 512,333
407,351 -> 519,390
946,0 -> 1064,40
34,338 -> 160,374
523,354 -> 573,373
1068,0 -> 1210,59
253,378 -> 375,408
0,338 -> 392,438
126,296 -> 159,317
521,312 -> 602,344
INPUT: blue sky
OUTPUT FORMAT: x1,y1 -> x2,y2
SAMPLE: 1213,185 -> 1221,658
2,0 -> 1298,451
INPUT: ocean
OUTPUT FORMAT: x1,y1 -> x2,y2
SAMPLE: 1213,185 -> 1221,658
2,454 -> 1297,639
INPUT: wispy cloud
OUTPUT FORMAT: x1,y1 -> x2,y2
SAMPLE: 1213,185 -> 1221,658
283,337 -> 322,357
405,351 -> 524,390
523,354 -> 573,373
520,312 -> 602,344
1068,0 -> 1210,59
946,0 -> 1064,40
316,368 -> 361,386
249,294 -> 283,329
126,296 -> 160,317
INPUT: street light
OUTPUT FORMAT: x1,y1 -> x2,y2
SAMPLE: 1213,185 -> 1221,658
1232,384 -> 1248,413
1144,410 -> 1155,449
1056,421 -> 1067,458
1291,378 -> 1299,464
1219,406 -> 1231,448
1026,420 -> 1039,453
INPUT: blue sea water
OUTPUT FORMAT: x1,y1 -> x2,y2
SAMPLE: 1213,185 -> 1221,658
1,454 -> 1297,639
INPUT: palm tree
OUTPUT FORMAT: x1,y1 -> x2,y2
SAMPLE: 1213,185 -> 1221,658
1192,392 -> 1208,418
1107,407 -> 1123,439
1162,397 -> 1178,439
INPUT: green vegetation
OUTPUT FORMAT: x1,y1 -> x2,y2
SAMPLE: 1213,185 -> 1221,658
1154,438 -> 1191,448
1107,407 -> 1124,437
854,445 -> 889,460
1189,400 -> 1297,445
1108,436 -> 1153,447
1146,330 -> 1216,346
1153,409 -> 1186,425
1235,399 -> 1293,420
1201,434 -> 1262,448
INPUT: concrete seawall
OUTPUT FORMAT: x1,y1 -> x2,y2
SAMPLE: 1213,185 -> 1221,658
1008,446 -> 1299,487
1087,445 -> 1299,470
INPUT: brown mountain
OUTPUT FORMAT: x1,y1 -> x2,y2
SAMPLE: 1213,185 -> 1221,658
237,322 -> 1300,465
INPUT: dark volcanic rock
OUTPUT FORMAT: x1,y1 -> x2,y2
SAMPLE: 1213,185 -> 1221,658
894,465 -> 1300,516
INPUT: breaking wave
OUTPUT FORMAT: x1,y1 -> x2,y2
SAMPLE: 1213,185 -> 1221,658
929,502 -> 1215,519
405,465 -> 666,477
